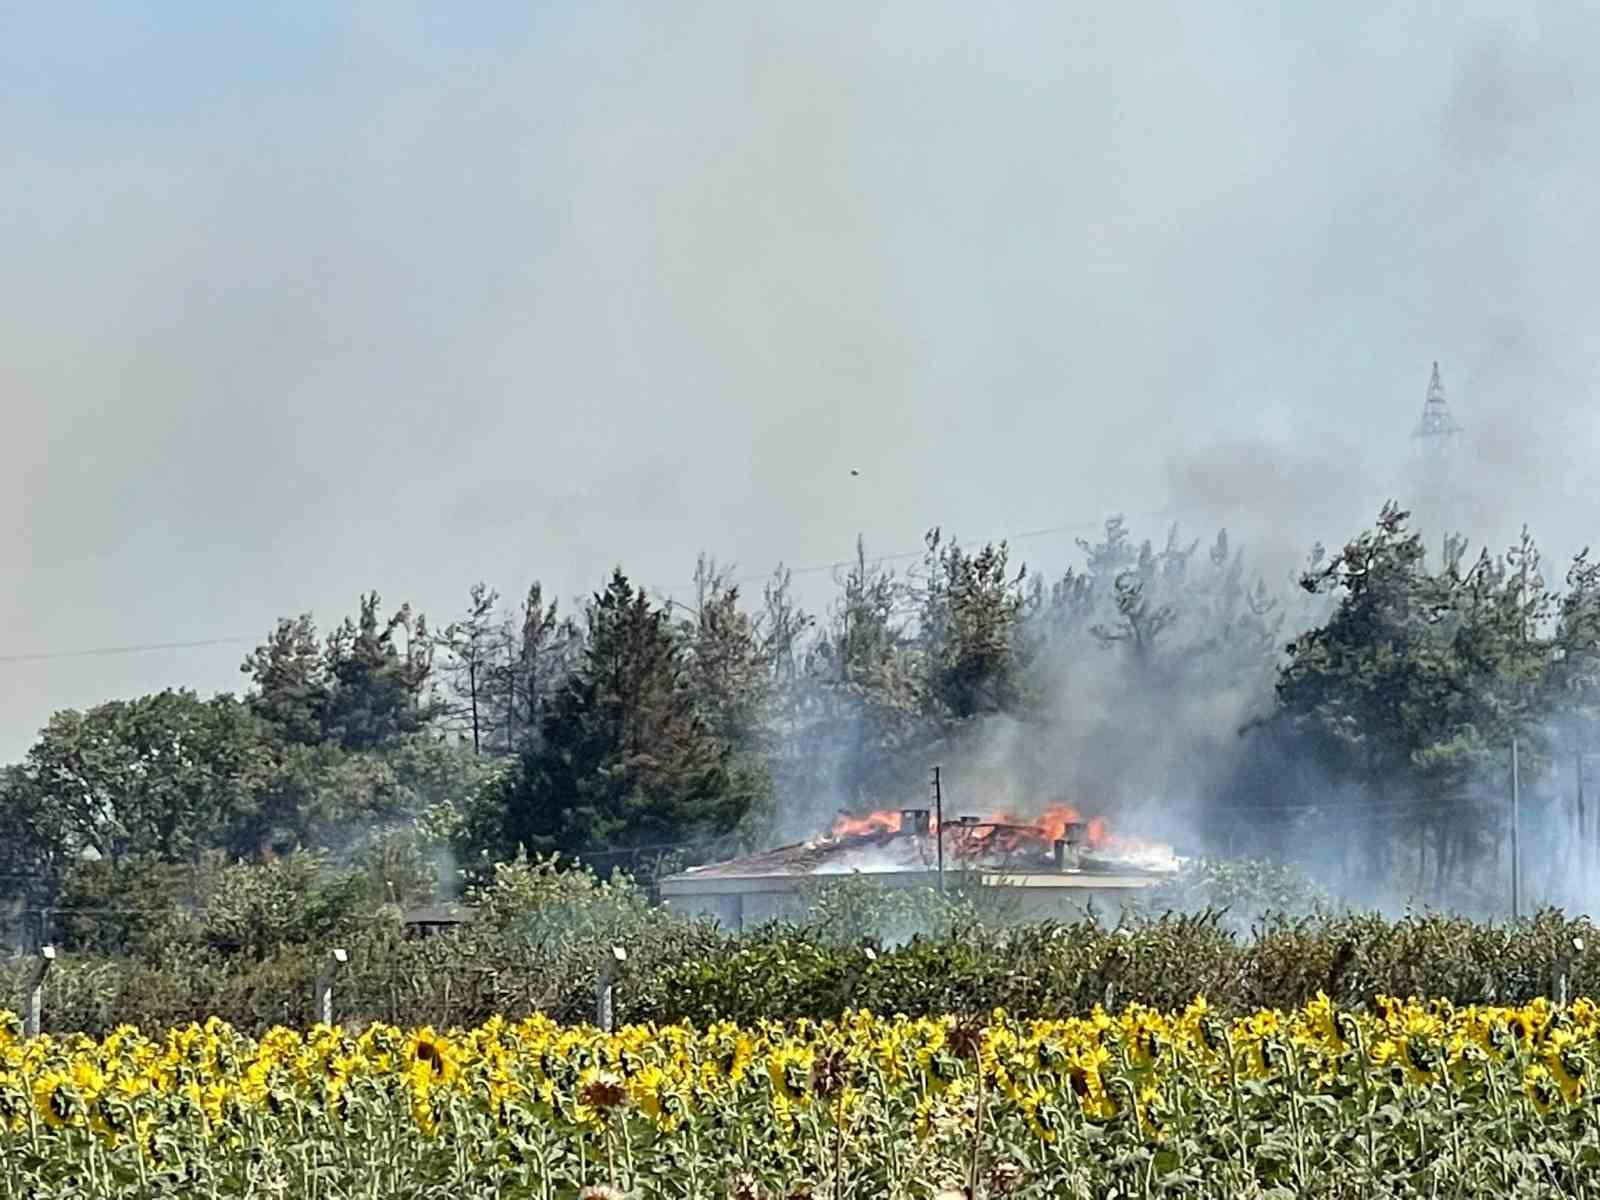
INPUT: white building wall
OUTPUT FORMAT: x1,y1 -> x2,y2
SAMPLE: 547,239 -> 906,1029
662,881 -> 1148,932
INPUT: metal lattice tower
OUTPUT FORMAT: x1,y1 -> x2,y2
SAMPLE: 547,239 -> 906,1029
1413,361 -> 1463,444
1408,362 -> 1464,558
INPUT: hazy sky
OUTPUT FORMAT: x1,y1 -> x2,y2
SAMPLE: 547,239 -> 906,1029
5,2 -> 1598,761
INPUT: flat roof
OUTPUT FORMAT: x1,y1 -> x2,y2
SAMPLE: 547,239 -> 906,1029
657,868 -> 1160,897
401,905 -> 476,923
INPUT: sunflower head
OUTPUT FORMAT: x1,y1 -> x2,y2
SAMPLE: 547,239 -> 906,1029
31,1071 -> 79,1129
810,1046 -> 849,1100
579,1071 -> 628,1112
946,1019 -> 984,1064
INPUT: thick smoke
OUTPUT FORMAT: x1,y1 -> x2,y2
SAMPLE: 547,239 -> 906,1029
10,7 -> 1600,768
5,8 -> 1599,932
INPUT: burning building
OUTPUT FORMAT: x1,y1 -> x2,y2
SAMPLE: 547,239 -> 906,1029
658,805 -> 1180,931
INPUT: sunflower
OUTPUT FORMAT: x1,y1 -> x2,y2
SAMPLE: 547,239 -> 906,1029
765,1044 -> 812,1106
238,1057 -> 273,1107
0,1069 -> 31,1133
1066,1044 -> 1117,1121
575,1067 -> 629,1125
710,1031 -> 755,1084
404,1028 -> 460,1086
1524,1063 -> 1558,1115
1542,1027 -> 1585,1105
1119,1006 -> 1169,1071
1297,992 -> 1346,1056
32,1070 -> 77,1130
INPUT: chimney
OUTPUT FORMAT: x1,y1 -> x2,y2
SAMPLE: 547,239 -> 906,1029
1056,822 -> 1086,872
899,808 -> 931,836
1053,839 -> 1081,871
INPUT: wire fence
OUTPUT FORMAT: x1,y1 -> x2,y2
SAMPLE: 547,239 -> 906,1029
2,936 -> 637,1038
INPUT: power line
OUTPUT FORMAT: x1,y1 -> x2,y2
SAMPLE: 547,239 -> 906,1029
1,509 -> 1180,664
655,508 -> 1178,596
0,635 -> 259,665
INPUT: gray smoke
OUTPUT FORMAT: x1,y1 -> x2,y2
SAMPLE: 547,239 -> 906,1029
7,2 -> 1599,840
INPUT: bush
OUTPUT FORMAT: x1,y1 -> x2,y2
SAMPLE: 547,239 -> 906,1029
1140,856 -> 1332,922
49,855 -> 201,957
8,853 -> 1598,1037
790,874 -> 1022,946
650,907 -> 1597,1026
180,852 -> 375,960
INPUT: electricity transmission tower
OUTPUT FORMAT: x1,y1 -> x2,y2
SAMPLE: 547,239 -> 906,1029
1412,361 -> 1463,452
1407,361 -> 1465,558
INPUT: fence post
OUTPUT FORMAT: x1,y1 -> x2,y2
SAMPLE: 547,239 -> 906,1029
22,946 -> 55,1038
596,946 -> 626,1033
313,948 -> 348,1027
1558,935 -> 1586,1009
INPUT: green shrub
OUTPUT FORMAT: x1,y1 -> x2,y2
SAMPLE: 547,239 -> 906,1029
9,853 -> 1598,1037
789,874 -> 1021,946
1140,855 -> 1332,920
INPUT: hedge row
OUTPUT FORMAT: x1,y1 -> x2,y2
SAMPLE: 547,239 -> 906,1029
4,904 -> 1593,1035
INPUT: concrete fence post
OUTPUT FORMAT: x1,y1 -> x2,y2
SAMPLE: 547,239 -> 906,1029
313,948 -> 349,1027
596,946 -> 626,1033
22,946 -> 55,1039
1558,935 -> 1585,1009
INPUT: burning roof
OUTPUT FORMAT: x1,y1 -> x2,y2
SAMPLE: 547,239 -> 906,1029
672,804 -> 1180,882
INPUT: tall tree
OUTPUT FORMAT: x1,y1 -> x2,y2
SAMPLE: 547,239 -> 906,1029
437,583 -> 500,754
759,566 -> 813,694
504,570 -> 745,862
319,594 -> 439,752
676,556 -> 775,749
1088,525 -> 1198,672
1261,505 -> 1556,895
916,530 -> 1033,720
241,615 -> 328,746
675,556 -> 781,841
486,583 -> 581,756
243,595 -> 439,752
19,691 -> 265,866
0,766 -> 69,910
785,539 -> 926,813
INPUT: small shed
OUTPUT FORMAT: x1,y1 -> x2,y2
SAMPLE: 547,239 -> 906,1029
401,904 -> 477,940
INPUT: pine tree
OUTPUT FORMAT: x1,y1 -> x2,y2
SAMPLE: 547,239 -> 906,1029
243,595 -> 438,752
916,529 -> 1032,720
488,583 -> 582,756
241,615 -> 328,747
436,583 -> 499,754
786,539 -> 926,812
319,594 -> 438,752
505,570 -> 744,864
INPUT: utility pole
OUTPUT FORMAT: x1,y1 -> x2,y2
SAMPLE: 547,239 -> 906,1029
932,765 -> 945,895
1511,738 -> 1522,921
1577,751 -> 1586,880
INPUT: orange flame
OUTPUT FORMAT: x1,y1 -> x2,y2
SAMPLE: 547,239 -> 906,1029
828,810 -> 904,839
826,803 -> 1168,860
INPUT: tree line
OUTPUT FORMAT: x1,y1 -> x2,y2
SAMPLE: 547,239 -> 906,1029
3,502 -> 1598,922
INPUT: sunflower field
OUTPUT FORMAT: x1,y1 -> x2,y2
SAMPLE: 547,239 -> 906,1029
4,996 -> 1600,1199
